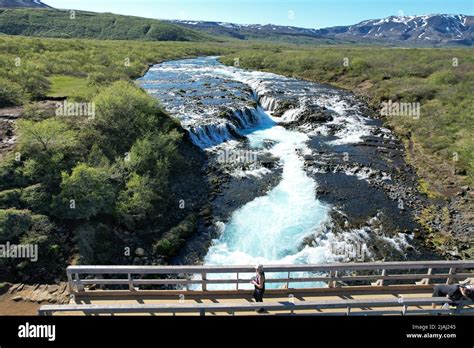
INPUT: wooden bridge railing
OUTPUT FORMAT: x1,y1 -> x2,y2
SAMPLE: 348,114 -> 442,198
66,260 -> 474,293
38,297 -> 474,316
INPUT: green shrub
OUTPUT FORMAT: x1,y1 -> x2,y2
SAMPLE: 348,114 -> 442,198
20,184 -> 50,214
0,189 -> 22,208
0,78 -> 23,107
55,163 -> 116,220
0,209 -> 32,242
429,70 -> 458,85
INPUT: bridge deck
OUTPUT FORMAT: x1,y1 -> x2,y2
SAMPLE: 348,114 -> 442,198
39,261 -> 474,316
49,289 -> 472,316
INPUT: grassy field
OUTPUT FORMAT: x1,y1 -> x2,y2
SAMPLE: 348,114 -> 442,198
0,35 -> 239,105
221,46 -> 474,189
47,75 -> 89,98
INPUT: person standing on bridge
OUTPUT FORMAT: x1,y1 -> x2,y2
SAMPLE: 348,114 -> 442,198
251,264 -> 266,313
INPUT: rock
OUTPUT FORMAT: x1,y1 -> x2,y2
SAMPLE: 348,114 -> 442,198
12,295 -> 23,302
9,284 -> 21,293
58,283 -> 68,295
199,206 -> 212,218
48,285 -> 60,294
135,248 -> 145,257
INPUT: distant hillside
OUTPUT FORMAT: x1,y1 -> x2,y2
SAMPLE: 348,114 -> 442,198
0,0 -> 50,8
170,20 -> 353,45
0,8 -> 209,41
171,14 -> 473,46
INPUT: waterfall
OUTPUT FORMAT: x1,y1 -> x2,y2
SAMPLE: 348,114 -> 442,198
187,106 -> 275,149
139,57 -> 413,291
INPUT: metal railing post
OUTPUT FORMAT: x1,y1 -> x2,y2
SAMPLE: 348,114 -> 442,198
417,268 -> 433,285
371,269 -> 386,286
74,273 -> 84,292
202,272 -> 207,291
446,268 -> 456,284
67,271 -> 74,293
128,273 -> 135,291
328,270 -> 336,288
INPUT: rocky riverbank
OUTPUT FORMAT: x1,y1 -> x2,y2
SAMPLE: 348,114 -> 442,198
145,57 -> 445,266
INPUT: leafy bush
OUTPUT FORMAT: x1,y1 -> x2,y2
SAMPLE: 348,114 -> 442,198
20,184 -> 50,214
0,209 -> 32,242
428,70 -> 458,85
0,189 -> 22,208
117,173 -> 158,224
17,118 -> 79,185
0,77 -> 23,106
93,81 -> 162,158
55,163 -> 116,220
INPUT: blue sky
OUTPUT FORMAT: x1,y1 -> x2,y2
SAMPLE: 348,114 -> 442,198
43,0 -> 473,29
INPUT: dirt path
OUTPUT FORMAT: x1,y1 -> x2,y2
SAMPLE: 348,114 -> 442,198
0,293 -> 42,315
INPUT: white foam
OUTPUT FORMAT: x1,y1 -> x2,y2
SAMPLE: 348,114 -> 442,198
230,167 -> 272,179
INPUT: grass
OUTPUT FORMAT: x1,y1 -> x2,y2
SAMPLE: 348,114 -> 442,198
0,8 -> 209,42
47,75 -> 89,98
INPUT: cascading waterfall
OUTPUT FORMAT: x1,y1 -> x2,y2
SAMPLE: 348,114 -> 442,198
138,57 -> 336,288
203,105 -> 330,289
139,56 -> 414,290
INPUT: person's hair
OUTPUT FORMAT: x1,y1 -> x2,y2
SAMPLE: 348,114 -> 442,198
465,287 -> 474,301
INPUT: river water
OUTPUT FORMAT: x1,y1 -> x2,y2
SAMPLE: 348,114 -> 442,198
138,57 -> 418,288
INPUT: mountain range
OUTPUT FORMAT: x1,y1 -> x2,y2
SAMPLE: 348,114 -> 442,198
0,0 -> 472,46
171,14 -> 473,46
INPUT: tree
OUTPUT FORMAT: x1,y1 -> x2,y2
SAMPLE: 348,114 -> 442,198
18,118 -> 77,155
54,163 -> 116,220
128,131 -> 182,178
116,173 -> 158,223
17,118 -> 79,185
93,80 -> 162,159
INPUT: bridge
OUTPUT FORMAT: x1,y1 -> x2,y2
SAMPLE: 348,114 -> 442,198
38,260 -> 474,316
